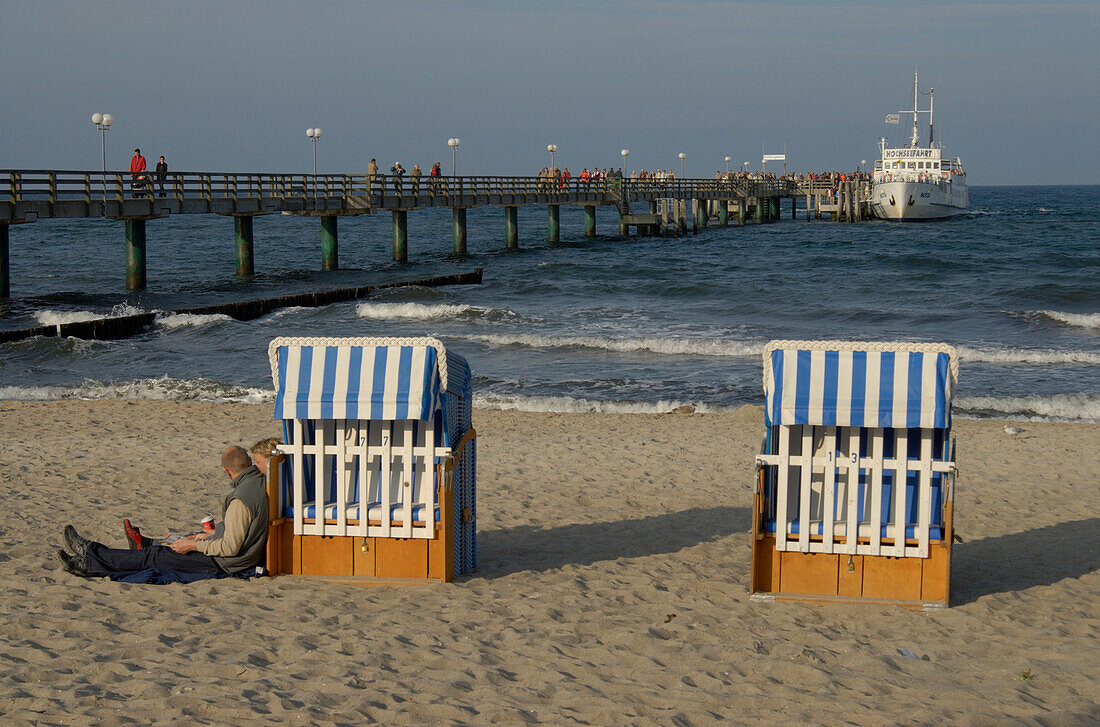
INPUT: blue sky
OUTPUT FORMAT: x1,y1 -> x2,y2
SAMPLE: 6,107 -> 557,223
2,1 -> 1097,184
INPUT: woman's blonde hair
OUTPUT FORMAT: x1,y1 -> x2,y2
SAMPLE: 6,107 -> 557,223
249,437 -> 280,458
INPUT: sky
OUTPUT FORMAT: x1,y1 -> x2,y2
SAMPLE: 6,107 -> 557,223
2,1 -> 1097,185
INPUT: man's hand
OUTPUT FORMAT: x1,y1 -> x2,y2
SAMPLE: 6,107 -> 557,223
170,538 -> 199,554
180,532 -> 210,541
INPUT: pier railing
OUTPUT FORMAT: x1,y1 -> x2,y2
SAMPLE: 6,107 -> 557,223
1,169 -> 791,221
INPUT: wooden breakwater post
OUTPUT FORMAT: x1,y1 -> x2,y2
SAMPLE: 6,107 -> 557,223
392,210 -> 408,261
548,205 -> 560,242
321,216 -> 339,269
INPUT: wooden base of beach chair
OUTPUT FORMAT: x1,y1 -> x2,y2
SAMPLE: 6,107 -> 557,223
750,534 -> 951,607
265,520 -> 454,582
262,453 -> 457,583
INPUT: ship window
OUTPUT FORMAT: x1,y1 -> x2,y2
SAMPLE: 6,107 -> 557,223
908,162 -> 916,169
933,162 -> 939,169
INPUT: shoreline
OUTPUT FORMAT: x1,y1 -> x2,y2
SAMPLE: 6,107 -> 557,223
1,401 -> 1097,724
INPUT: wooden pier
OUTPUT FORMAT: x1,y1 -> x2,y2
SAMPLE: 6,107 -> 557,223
0,169 -> 871,296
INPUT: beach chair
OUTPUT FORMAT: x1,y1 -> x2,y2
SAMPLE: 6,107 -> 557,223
750,341 -> 958,606
264,336 -> 476,583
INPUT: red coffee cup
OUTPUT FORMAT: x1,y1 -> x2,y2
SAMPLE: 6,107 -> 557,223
200,516 -> 215,533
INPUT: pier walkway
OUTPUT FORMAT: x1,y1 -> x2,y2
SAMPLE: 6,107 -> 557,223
0,169 -> 870,296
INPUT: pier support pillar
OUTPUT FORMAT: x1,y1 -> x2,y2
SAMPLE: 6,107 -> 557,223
233,216 -> 254,276
0,224 -> 9,298
392,210 -> 408,262
548,204 -> 560,242
695,200 -> 707,230
769,197 -> 779,220
504,207 -> 517,249
806,194 -> 812,220
619,212 -> 628,237
321,216 -> 338,270
453,208 -> 468,253
125,219 -> 146,291
737,200 -> 746,225
754,198 -> 763,223
584,205 -> 596,237
718,202 -> 729,226
791,197 -> 797,220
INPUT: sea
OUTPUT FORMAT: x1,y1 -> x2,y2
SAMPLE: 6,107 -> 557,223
1,185 -> 1097,423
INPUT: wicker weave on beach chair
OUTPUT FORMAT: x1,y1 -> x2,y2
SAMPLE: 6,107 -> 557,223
265,336 -> 476,582
750,340 -> 958,606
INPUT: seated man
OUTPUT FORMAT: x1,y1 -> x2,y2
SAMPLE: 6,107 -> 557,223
57,445 -> 268,578
123,438 -> 279,550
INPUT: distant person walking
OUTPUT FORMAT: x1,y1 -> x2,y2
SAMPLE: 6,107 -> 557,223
130,149 -> 147,197
155,156 -> 168,197
411,164 -> 422,196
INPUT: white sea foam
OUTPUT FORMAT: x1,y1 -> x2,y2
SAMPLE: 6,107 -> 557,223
355,302 -> 505,320
956,345 -> 1100,365
955,394 -> 1100,423
473,392 -> 732,415
31,310 -> 104,326
1032,310 -> 1100,330
155,313 -> 234,330
0,377 -> 275,404
458,333 -> 765,358
31,303 -> 147,327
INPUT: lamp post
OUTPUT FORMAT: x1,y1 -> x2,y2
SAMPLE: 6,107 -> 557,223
724,156 -> 731,175
743,161 -> 750,175
91,112 -> 113,202
547,144 -> 558,170
860,159 -> 866,174
620,148 -> 629,170
678,152 -> 686,178
448,138 -> 461,177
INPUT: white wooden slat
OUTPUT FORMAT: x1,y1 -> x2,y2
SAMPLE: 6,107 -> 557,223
293,418 -> 305,536
399,421 -> 415,538
892,430 -> 908,557
354,421 -> 370,538
845,427 -> 860,555
379,424 -> 393,538
334,419 -> 348,535
917,429 -> 933,557
775,426 -> 791,552
798,426 -> 813,551
423,418 -> 437,537
869,428 -> 884,556
821,426 -> 837,552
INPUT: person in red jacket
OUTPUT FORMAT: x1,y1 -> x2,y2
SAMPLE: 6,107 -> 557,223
130,148 -> 147,197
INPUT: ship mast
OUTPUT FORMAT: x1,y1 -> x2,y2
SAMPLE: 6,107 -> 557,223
909,70 -> 920,148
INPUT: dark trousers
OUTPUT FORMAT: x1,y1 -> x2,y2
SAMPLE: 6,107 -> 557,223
84,541 -> 222,576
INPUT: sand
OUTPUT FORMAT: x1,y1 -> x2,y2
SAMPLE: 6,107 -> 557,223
0,400 -> 1097,725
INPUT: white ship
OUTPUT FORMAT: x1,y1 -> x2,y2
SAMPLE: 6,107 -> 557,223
871,72 -> 968,220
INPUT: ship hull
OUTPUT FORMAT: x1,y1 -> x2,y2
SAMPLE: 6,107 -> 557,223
870,179 -> 968,220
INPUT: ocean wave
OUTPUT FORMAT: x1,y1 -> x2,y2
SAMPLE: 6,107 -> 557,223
957,345 -> 1100,365
155,313 -> 234,330
473,392 -> 732,414
955,394 -> 1099,423
1030,310 -> 1100,330
355,302 -> 509,321
458,333 -> 765,358
0,377 -> 274,404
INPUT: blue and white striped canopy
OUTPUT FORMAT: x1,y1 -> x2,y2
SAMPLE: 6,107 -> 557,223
272,341 -> 442,421
763,341 -> 957,429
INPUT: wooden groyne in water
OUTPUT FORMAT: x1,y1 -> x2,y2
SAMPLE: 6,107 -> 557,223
0,169 -> 871,297
0,268 -> 482,344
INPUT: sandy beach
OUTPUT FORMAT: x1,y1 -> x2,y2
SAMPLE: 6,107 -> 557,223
1,400 -> 1097,725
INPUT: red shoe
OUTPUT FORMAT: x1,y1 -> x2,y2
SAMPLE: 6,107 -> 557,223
124,519 -> 144,550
